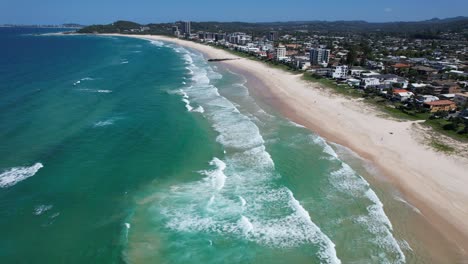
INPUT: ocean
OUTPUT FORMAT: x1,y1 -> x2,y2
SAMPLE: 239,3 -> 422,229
0,28 -> 437,263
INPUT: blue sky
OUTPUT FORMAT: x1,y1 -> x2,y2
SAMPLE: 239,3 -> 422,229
1,0 -> 467,24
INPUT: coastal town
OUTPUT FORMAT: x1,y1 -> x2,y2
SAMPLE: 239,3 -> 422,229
4,2 -> 468,261
78,19 -> 468,142
168,21 -> 468,139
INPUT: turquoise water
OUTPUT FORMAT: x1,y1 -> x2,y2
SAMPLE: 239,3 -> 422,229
0,28 -> 415,263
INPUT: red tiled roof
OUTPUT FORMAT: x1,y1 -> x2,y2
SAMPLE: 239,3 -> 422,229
392,89 -> 408,93
393,63 -> 410,68
424,100 -> 455,106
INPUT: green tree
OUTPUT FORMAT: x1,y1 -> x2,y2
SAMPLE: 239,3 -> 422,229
347,48 -> 357,66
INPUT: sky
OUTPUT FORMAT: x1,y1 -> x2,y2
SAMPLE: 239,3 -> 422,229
1,0 -> 467,25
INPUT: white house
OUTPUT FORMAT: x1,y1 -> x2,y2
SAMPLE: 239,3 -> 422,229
361,71 -> 380,78
393,90 -> 414,102
416,95 -> 439,103
361,77 -> 381,88
350,67 -> 366,76
330,65 -> 348,79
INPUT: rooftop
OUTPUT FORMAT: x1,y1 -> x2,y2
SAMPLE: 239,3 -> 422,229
424,100 -> 456,106
393,63 -> 411,68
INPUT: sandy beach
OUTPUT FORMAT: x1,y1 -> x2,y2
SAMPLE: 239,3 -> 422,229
107,34 -> 468,257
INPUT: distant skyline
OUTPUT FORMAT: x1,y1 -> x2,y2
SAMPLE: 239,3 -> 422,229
1,0 -> 467,25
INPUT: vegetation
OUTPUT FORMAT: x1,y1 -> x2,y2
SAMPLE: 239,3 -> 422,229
301,74 -> 468,142
302,73 -> 361,98
75,19 -> 468,144
77,17 -> 468,36
430,139 -> 455,153
78,20 -> 173,35
425,118 -> 468,142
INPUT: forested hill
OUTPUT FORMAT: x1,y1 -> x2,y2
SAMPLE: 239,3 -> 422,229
77,17 -> 468,36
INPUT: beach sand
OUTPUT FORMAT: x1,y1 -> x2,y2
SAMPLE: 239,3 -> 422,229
107,34 -> 468,259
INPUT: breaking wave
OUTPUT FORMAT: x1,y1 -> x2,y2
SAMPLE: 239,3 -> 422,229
314,135 -> 406,263
144,45 -> 341,263
34,204 -> 53,215
73,77 -> 94,86
77,89 -> 112,93
0,163 -> 43,188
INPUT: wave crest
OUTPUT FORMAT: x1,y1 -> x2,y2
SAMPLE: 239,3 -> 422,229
0,163 -> 43,188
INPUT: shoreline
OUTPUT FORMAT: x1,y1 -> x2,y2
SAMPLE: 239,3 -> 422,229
105,34 -> 468,258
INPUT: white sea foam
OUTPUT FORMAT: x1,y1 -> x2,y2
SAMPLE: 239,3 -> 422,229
239,196 -> 247,207
152,48 -> 341,263
121,60 -> 129,64
311,135 -> 338,159
94,118 -> 118,127
394,196 -> 422,215
328,154 -> 405,263
399,240 -> 413,252
180,90 -> 189,99
125,223 -> 131,229
49,212 -> 60,221
182,98 -> 193,111
289,120 -> 306,128
288,190 -> 341,264
34,204 -> 53,215
73,77 -> 94,86
150,40 -> 165,47
192,106 -> 205,113
77,89 -> 112,93
239,215 -> 254,234
177,90 -> 204,113
0,163 -> 43,188
203,158 -> 227,191
97,89 -> 112,93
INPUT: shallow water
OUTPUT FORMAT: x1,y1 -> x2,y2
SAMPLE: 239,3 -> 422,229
0,28 -> 436,263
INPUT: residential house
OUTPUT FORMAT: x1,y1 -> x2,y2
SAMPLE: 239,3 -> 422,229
361,77 -> 381,89
393,89 -> 414,102
454,92 -> 468,106
416,95 -> 439,103
427,80 -> 461,95
374,74 -> 409,89
350,67 -> 366,76
424,100 -> 457,112
291,56 -> 310,70
412,65 -> 438,77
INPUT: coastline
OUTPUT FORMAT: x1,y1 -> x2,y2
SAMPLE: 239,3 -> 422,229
105,34 -> 468,257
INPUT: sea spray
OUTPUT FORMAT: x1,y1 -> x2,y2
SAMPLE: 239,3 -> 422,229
0,163 -> 43,188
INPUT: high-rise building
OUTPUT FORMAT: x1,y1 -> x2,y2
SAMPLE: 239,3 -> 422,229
226,32 -> 251,45
310,48 -> 330,65
180,21 -> 191,37
214,33 -> 226,41
274,46 -> 286,60
268,31 -> 279,41
172,26 -> 180,37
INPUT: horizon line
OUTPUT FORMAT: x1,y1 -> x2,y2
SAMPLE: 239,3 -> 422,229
1,15 -> 467,26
